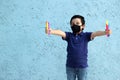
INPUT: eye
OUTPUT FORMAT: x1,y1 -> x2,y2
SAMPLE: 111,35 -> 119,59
76,22 -> 80,25
71,23 -> 75,26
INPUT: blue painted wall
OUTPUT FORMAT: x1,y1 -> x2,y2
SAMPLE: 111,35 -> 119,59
0,0 -> 120,80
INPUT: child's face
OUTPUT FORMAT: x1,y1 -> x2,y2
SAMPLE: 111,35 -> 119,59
71,18 -> 85,30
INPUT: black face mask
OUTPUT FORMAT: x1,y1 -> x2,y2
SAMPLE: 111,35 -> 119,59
71,25 -> 81,34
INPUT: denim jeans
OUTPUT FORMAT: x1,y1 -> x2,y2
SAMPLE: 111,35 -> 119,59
66,67 -> 87,80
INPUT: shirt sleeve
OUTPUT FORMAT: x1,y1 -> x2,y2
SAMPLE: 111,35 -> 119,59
86,32 -> 93,41
62,32 -> 70,41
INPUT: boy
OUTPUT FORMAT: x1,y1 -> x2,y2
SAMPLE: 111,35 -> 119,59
45,15 -> 111,80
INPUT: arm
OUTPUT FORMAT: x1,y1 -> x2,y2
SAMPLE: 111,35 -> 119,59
45,27 -> 66,38
91,30 -> 112,39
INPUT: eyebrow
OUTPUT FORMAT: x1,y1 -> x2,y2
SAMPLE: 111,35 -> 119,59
72,22 -> 80,24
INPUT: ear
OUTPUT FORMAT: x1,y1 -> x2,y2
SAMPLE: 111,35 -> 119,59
81,24 -> 85,30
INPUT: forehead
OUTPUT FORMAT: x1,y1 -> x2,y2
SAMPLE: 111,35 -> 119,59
71,18 -> 82,23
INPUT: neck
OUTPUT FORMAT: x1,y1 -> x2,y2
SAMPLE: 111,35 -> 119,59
76,31 -> 82,34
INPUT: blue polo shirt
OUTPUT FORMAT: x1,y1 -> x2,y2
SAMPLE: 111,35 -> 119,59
62,32 -> 92,68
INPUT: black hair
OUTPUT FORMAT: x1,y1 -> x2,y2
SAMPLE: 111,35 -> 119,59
70,15 -> 85,25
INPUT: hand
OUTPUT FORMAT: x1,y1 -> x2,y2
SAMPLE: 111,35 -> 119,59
45,26 -> 51,34
105,29 -> 112,35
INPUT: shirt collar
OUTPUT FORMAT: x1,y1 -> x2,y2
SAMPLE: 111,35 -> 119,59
79,31 -> 84,35
73,31 -> 84,36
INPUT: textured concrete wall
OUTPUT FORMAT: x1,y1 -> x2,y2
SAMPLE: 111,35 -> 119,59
0,0 -> 120,80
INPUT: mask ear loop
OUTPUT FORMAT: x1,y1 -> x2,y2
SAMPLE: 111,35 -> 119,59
80,25 -> 84,31
82,28 -> 84,30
